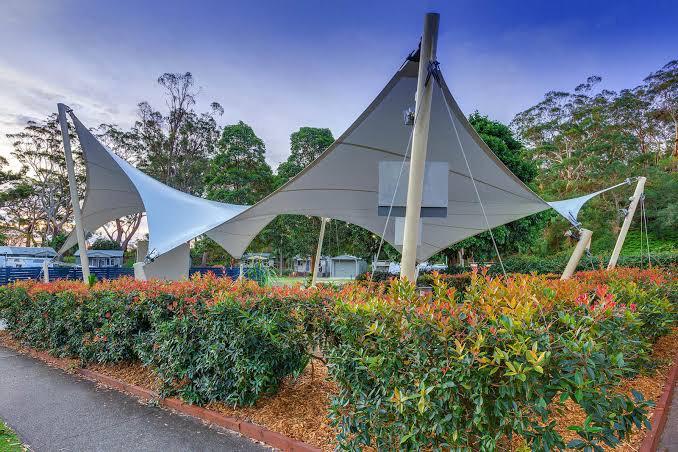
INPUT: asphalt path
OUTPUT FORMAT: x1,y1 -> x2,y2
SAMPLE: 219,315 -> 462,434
0,346 -> 268,452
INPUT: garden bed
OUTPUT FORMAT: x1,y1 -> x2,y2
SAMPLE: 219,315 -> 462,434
0,329 -> 675,451
0,269 -> 674,450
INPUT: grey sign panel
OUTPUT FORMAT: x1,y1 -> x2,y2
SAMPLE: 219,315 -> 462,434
378,161 -> 448,217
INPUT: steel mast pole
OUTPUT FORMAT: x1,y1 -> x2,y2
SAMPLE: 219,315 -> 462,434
57,103 -> 90,281
608,177 -> 646,270
561,228 -> 593,280
400,12 -> 439,281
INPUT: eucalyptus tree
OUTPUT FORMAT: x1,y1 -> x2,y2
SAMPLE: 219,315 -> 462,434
132,72 -> 224,194
3,115 -> 84,246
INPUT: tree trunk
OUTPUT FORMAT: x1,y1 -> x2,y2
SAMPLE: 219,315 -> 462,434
201,252 -> 208,266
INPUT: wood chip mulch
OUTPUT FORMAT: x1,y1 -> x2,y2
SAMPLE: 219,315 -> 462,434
207,360 -> 338,451
552,329 -> 678,451
1,328 -> 675,451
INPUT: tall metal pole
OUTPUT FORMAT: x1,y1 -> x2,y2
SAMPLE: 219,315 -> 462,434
57,103 -> 90,281
311,217 -> 329,287
400,12 -> 439,281
608,177 -> 646,270
561,228 -> 593,280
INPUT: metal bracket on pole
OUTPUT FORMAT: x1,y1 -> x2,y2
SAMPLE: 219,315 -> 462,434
400,12 -> 439,282
608,177 -> 647,270
311,217 -> 329,287
57,103 -> 90,282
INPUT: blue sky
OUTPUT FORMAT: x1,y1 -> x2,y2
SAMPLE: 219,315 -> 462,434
1,0 -> 676,167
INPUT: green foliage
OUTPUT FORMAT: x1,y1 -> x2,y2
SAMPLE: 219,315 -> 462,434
204,121 -> 275,205
483,252 -> 678,275
137,293 -> 310,405
512,61 -> 678,255
277,127 -> 334,182
0,277 -> 321,407
90,238 -> 122,250
191,236 -> 234,266
0,417 -> 24,452
324,274 -> 667,450
444,114 -> 546,261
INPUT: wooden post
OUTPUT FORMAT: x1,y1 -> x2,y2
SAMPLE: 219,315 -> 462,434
57,104 -> 90,281
400,12 -> 439,282
311,217 -> 329,287
608,177 -> 646,270
561,228 -> 593,280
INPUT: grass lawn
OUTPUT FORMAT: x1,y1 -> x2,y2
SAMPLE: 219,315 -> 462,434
269,276 -> 354,287
0,419 -> 24,452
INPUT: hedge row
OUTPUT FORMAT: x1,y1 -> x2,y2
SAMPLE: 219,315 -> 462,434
438,252 -> 678,276
325,269 -> 676,450
0,276 -> 328,405
0,269 -> 676,450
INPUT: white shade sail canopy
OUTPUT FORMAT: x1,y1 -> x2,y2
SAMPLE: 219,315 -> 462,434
60,52 -> 626,264
546,179 -> 633,227
59,111 -> 251,259
209,57 -> 551,261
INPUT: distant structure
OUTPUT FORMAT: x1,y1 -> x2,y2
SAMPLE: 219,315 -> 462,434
330,255 -> 367,279
241,252 -> 274,267
293,256 -> 331,276
74,249 -> 123,268
0,246 -> 57,268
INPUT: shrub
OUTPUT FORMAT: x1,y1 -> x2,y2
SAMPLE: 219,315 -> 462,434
485,252 -> 678,275
136,289 -> 317,405
0,275 -> 323,406
325,272 -> 671,450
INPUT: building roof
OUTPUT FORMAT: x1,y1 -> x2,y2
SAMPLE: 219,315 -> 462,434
331,255 -> 363,261
0,246 -> 57,257
73,249 -> 124,258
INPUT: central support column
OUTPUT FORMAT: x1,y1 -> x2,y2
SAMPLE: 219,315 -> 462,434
400,12 -> 439,282
57,103 -> 90,281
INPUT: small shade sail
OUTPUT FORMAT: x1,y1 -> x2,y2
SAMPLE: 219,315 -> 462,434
546,179 -> 632,227
209,57 -> 551,261
59,111 -> 251,259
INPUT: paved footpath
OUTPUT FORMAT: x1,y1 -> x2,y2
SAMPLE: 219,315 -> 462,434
0,346 -> 268,452
657,379 -> 678,451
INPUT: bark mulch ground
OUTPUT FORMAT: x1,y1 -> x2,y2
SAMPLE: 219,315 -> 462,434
553,330 -> 678,451
1,329 -> 675,451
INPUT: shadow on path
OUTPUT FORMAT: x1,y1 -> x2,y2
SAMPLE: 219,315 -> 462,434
0,346 -> 268,452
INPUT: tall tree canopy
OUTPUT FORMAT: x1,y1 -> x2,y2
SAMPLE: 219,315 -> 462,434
132,72 -> 224,194
439,113 -> 544,262
204,121 -> 275,205
277,127 -> 334,181
512,65 -> 677,253
2,115 -> 84,247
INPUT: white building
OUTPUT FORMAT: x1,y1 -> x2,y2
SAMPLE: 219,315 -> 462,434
74,250 -> 124,268
292,255 -> 331,276
330,255 -> 367,278
0,246 -> 57,268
